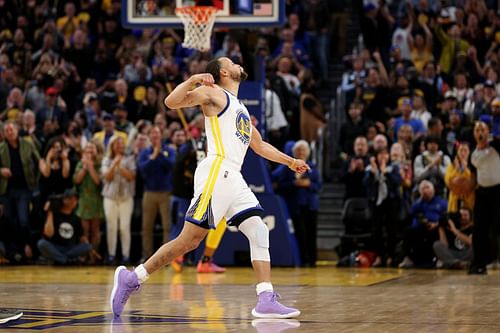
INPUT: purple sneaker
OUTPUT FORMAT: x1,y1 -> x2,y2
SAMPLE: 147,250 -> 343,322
252,291 -> 301,319
110,266 -> 140,317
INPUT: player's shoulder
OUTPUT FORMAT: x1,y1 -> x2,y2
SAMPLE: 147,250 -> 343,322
198,84 -> 227,103
196,85 -> 228,116
192,84 -> 224,101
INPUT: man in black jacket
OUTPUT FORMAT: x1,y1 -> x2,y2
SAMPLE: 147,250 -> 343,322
340,136 -> 370,201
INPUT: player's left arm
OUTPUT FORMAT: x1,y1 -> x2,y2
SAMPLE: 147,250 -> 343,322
249,125 -> 310,174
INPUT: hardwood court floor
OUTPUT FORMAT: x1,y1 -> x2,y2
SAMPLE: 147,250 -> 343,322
0,265 -> 499,332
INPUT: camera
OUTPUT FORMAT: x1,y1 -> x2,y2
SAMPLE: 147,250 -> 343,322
71,127 -> 82,136
47,194 -> 64,212
439,212 -> 460,228
416,212 -> 428,225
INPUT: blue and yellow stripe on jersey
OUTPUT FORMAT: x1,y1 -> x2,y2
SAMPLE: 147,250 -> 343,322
191,116 -> 225,225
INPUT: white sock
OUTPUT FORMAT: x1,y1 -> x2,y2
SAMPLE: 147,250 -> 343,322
134,264 -> 150,284
256,282 -> 273,295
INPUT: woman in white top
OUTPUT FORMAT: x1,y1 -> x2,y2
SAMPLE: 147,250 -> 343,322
101,135 -> 136,264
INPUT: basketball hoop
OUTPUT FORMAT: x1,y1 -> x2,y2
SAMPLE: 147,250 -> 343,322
175,6 -> 218,52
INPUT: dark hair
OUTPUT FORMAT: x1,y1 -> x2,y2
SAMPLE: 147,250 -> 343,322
423,61 -> 436,70
427,117 -> 441,129
172,128 -> 185,136
205,58 -> 222,84
425,135 -> 441,145
43,136 -> 65,158
75,111 -> 89,128
374,147 -> 388,156
350,100 -> 364,109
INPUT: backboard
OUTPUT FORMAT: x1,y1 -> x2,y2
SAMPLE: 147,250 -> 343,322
122,0 -> 285,29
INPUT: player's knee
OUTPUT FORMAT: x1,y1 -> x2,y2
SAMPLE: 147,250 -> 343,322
238,216 -> 270,261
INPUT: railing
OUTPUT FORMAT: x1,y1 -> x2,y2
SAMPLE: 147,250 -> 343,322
311,85 -> 348,182
310,126 -> 324,181
327,87 -> 347,168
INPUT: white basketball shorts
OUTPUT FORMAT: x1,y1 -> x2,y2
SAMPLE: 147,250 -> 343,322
185,156 -> 263,229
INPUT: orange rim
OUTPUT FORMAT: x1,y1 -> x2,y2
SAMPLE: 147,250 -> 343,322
175,6 -> 218,24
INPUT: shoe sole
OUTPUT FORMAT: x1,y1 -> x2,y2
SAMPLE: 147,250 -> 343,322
251,318 -> 301,328
110,266 -> 126,317
251,308 -> 301,319
0,312 -> 23,324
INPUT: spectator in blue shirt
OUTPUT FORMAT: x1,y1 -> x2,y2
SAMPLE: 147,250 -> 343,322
272,140 -> 321,267
138,126 -> 176,261
272,26 -> 312,69
393,97 -> 426,141
399,180 -> 447,268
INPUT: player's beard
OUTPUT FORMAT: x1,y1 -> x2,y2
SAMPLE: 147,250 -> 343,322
231,69 -> 248,82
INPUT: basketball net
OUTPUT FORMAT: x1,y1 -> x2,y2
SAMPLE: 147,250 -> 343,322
175,6 -> 218,52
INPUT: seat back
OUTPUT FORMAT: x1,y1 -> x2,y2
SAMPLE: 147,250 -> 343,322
342,198 -> 373,234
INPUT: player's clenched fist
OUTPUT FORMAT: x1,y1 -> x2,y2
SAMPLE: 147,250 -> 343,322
190,73 -> 215,86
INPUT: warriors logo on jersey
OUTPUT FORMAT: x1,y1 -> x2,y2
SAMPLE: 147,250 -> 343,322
235,110 -> 251,145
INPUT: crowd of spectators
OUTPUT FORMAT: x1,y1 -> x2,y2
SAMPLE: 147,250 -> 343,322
0,0 -> 334,266
339,0 -> 500,272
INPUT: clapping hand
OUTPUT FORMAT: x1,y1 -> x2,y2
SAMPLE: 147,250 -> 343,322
112,155 -> 122,169
61,148 -> 69,161
82,152 -> 93,170
370,156 -> 378,174
426,221 -> 439,230
295,177 -> 311,188
0,168 -> 12,178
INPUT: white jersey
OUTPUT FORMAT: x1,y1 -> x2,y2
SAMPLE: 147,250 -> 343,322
204,88 -> 252,171
185,87 -> 262,229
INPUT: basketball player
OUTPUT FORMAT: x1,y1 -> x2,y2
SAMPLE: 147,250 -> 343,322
110,57 -> 309,318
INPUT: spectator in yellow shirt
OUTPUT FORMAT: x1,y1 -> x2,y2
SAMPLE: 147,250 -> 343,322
434,21 -> 469,75
444,142 -> 475,212
92,113 -> 128,149
57,3 -> 80,40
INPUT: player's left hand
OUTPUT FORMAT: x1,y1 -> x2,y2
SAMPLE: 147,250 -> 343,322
290,159 -> 310,174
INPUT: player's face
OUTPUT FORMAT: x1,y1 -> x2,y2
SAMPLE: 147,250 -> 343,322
221,58 -> 247,82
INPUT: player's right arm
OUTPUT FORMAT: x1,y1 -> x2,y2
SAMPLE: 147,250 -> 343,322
164,74 -> 215,109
